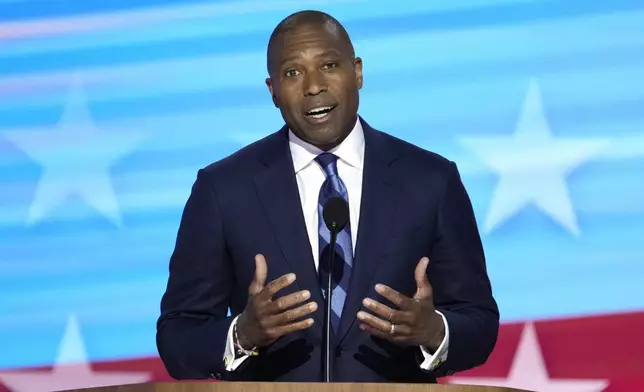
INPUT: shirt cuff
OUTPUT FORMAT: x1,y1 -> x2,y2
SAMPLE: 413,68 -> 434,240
223,315 -> 251,371
418,310 -> 449,371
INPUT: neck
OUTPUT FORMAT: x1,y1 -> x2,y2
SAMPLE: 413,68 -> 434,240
316,138 -> 344,152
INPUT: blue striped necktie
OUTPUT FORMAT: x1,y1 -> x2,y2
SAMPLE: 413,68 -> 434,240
315,152 -> 353,333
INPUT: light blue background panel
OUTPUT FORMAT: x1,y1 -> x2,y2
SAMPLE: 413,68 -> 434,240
0,0 -> 643,369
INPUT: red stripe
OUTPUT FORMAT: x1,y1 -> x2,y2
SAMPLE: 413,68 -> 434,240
442,311 -> 644,391
1,311 -> 642,391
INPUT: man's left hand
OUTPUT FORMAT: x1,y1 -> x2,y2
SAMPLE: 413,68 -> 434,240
357,257 -> 445,352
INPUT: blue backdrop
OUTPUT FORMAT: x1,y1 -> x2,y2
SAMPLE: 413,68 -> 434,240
1,0 -> 643,370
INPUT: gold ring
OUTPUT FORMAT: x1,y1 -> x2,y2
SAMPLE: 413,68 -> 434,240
390,323 -> 396,335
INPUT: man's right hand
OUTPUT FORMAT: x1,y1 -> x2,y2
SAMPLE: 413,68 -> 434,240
236,254 -> 317,349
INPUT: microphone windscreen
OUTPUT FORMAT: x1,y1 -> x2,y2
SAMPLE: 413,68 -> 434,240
322,197 -> 349,232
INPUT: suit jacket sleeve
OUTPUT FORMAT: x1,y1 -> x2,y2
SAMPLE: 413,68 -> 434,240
156,168 -> 234,380
430,161 -> 500,376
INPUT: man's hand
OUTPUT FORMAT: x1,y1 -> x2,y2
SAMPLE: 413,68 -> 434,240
357,257 -> 445,351
236,254 -> 317,349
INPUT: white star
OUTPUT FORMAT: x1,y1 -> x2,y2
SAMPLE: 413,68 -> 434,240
0,314 -> 150,392
4,75 -> 146,227
449,322 -> 608,391
458,78 -> 610,236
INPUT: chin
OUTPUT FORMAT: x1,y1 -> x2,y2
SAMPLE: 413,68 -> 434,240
290,115 -> 346,148
307,129 -> 344,148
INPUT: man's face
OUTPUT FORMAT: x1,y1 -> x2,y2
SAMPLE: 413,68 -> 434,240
266,23 -> 363,150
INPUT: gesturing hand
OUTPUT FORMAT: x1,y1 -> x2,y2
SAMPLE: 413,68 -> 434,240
357,257 -> 445,351
236,254 -> 317,349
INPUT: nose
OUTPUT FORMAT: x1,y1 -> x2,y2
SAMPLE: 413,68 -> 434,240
303,70 -> 327,96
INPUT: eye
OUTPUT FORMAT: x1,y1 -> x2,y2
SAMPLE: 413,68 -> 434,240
322,62 -> 338,70
284,69 -> 300,77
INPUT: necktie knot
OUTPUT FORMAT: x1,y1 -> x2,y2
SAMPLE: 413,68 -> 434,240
315,152 -> 339,178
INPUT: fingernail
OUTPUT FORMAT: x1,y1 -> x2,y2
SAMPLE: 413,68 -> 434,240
309,303 -> 317,310
375,284 -> 384,292
363,298 -> 372,306
288,273 -> 296,282
302,290 -> 311,299
357,312 -> 365,320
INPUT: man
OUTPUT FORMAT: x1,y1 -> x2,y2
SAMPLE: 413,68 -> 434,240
156,10 -> 499,383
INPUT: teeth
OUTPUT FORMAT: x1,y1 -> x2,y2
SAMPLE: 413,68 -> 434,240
307,106 -> 332,115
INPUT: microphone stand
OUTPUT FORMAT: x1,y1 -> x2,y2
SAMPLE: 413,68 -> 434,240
322,222 -> 338,383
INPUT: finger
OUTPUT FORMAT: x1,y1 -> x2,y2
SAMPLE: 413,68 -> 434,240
359,322 -> 412,343
265,290 -> 312,315
362,298 -> 413,325
269,317 -> 315,338
375,284 -> 416,310
249,254 -> 268,295
261,272 -> 296,300
357,310 -> 390,333
414,257 -> 433,300
358,322 -> 390,340
266,301 -> 318,326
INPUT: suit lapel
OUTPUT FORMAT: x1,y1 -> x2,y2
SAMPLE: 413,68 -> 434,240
252,128 -> 325,330
337,121 -> 400,343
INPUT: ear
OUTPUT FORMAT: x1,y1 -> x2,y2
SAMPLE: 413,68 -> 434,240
353,57 -> 363,89
265,77 -> 279,108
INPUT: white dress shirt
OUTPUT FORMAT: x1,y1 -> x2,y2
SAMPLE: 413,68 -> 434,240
223,117 -> 449,372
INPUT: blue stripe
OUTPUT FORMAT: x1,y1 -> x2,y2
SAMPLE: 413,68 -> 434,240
2,1 -> 644,75
3,60 -> 644,133
3,38 -> 644,115
0,97 -> 642,183
2,0 -> 642,23
0,0 -> 218,21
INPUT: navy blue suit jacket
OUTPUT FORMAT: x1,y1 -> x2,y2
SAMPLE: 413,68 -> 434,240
156,118 -> 499,382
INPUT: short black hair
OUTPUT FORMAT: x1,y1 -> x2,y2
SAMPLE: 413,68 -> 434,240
266,10 -> 355,74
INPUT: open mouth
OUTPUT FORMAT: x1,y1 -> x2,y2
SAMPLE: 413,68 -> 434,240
305,105 -> 337,119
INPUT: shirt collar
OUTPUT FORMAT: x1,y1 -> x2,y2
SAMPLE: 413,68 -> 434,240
288,116 -> 365,174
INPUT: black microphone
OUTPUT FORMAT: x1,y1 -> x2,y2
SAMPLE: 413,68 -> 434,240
320,196 -> 350,382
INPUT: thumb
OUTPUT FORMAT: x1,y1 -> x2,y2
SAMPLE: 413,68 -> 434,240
413,257 -> 432,300
249,254 -> 268,295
